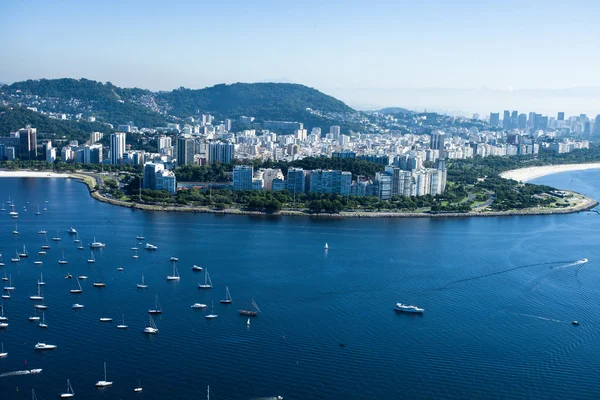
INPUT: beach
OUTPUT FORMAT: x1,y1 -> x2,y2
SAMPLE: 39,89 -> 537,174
0,170 -> 70,178
500,163 -> 600,182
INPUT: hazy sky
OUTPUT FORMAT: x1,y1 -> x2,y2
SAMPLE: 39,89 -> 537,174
1,0 -> 599,113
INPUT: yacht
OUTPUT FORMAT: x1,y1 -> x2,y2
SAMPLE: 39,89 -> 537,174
137,273 -> 148,288
34,256 -> 43,265
148,294 -> 162,314
0,320 -> 8,328
220,286 -> 233,304
19,245 -> 29,258
72,303 -> 84,309
134,381 -> 143,392
205,301 -> 218,319
166,261 -> 180,281
4,275 -> 15,290
0,203 -> 4,212
38,250 -> 46,256
58,250 -> 68,265
74,233 -> 81,243
0,254 -> 4,267
191,264 -> 203,271
170,256 -> 179,262
144,243 -> 157,250
52,231 -> 62,241
117,314 -> 128,329
34,342 -> 57,350
1,290 -> 10,300
117,267 -> 124,271
29,312 -> 40,321
38,273 -> 45,285
0,342 -> 7,358
35,207 -> 41,216
394,303 -> 425,314
11,250 -> 20,263
90,238 -> 106,248
197,269 -> 213,289
131,243 -> 139,251
30,284 -> 44,300
142,314 -> 159,334
70,279 -> 83,294
65,273 -> 72,279
136,231 -> 145,240
133,249 -> 139,259
38,229 -> 47,234
13,223 -> 19,235
95,362 -> 113,387
34,303 -> 48,310
67,227 -> 77,234
39,312 -> 48,328
239,299 -> 261,317
0,307 -> 7,321
60,379 -> 75,398
99,317 -> 113,322
191,303 -> 207,309
41,237 -> 51,249
78,275 -> 88,280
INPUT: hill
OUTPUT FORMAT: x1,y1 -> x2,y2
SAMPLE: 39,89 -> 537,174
2,79 -> 357,131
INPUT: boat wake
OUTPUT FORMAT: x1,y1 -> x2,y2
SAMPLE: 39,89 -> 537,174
513,313 -> 568,324
0,369 -> 42,378
440,260 -> 580,289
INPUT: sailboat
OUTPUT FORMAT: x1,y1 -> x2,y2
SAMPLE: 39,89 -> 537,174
35,206 -> 41,216
137,273 -> 148,289
0,306 -> 7,321
148,294 -> 162,314
197,269 -> 213,289
239,299 -> 261,317
247,318 -> 250,326
220,286 -> 233,304
325,242 -> 329,249
0,342 -> 7,358
0,254 -> 5,267
131,242 -> 139,251
34,254 -> 43,265
136,230 -> 145,240
58,250 -> 68,264
11,250 -> 20,263
1,272 -> 6,281
1,289 -> 9,299
191,264 -> 203,271
52,230 -> 61,241
38,228 -> 47,234
117,314 -> 128,329
134,380 -> 143,392
38,273 -> 45,285
30,284 -> 44,300
60,379 -> 75,398
4,275 -> 15,291
39,312 -> 48,328
132,249 -> 139,259
19,245 -> 28,258
9,204 -> 18,218
93,272 -> 106,287
13,223 -> 18,235
166,261 -> 180,281
0,203 -> 4,212
205,301 -> 218,319
74,233 -> 81,243
95,362 -> 113,387
70,279 -> 82,294
87,251 -> 96,263
41,236 -> 51,249
142,314 -> 159,334
34,301 -> 47,310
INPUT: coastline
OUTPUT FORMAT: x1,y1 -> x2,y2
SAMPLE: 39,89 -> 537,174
0,171 -> 70,178
500,163 -> 600,182
69,173 -> 598,219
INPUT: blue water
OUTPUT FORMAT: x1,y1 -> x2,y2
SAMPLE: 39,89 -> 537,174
0,171 -> 599,399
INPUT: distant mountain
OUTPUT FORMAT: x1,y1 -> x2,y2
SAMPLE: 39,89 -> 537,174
2,79 -> 355,129
379,107 -> 413,114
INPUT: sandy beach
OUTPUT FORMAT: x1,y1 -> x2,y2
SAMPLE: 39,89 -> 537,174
500,163 -> 600,182
0,170 -> 70,178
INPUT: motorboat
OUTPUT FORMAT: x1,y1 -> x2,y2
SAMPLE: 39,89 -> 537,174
144,243 -> 157,250
170,256 -> 179,262
394,303 -> 425,314
34,342 -> 57,350
90,238 -> 105,248
38,229 -> 47,234
191,303 -> 207,309
72,303 -> 84,309
99,317 -> 113,322
191,265 -> 203,271
67,227 -> 77,234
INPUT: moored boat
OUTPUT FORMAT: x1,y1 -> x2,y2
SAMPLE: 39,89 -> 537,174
394,303 -> 425,314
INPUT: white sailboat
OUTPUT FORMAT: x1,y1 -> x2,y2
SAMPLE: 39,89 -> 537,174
220,286 -> 233,304
13,223 -> 18,235
60,379 -> 75,398
38,228 -> 47,235
197,269 -> 213,289
166,261 -> 180,281
325,242 -> 329,249
39,312 -> 48,328
117,314 -> 128,329
95,362 -> 113,387
0,254 -> 4,267
191,264 -> 203,271
41,236 -> 51,249
34,254 -> 43,265
72,303 -> 84,309
1,289 -> 9,299
148,294 -> 162,314
52,230 -> 61,241
0,342 -> 7,358
29,308 -> 40,321
4,275 -> 15,290
131,242 -> 139,251
142,314 -> 159,334
58,250 -> 68,264
35,206 -> 41,216
136,230 -> 145,240
30,284 -> 44,300
247,318 -> 250,326
11,250 -> 20,263
38,273 -> 45,285
0,202 -> 4,211
205,301 -> 218,319
137,273 -> 148,289
93,272 -> 106,287
134,380 -> 143,392
19,245 -> 28,258
74,233 -> 81,243
70,279 -> 82,294
132,249 -> 139,259
87,251 -> 95,263
0,306 -> 7,321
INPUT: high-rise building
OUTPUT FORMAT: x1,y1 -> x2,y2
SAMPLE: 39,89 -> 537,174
233,165 -> 253,191
208,141 -> 234,164
287,167 -> 305,194
489,113 -> 500,127
308,170 -> 352,195
143,162 -> 163,189
594,115 -> 600,137
18,127 -> 37,160
430,131 -> 446,159
518,114 -> 527,130
84,144 -> 103,164
503,110 -> 511,129
330,125 -> 341,139
510,111 -> 518,129
0,144 -> 6,161
90,132 -> 104,144
557,112 -> 565,121
6,147 -> 16,161
109,132 -> 126,164
61,146 -> 73,161
176,136 -> 195,165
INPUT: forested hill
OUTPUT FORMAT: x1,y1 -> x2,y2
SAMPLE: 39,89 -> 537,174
2,79 -> 355,126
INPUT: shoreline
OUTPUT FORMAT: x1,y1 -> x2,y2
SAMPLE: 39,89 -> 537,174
0,171 -> 70,178
500,163 -> 600,182
69,173 -> 598,219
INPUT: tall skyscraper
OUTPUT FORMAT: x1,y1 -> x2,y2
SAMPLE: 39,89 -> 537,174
176,136 -> 195,165
557,112 -> 565,121
503,110 -> 511,129
109,132 -> 126,164
510,111 -> 518,129
18,127 -> 37,160
330,125 -> 341,139
233,165 -> 253,191
489,113 -> 500,127
430,131 -> 446,159
208,141 -> 234,164
518,114 -> 527,130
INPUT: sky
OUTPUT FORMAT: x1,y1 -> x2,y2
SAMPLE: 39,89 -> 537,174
1,0 -> 599,114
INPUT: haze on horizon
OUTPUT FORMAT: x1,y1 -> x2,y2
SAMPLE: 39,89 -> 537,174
1,0 -> 599,116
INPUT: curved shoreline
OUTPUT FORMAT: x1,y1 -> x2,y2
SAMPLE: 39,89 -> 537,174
500,163 -> 600,182
69,173 -> 598,219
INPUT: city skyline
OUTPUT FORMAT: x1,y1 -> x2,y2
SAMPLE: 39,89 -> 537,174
1,0 -> 599,114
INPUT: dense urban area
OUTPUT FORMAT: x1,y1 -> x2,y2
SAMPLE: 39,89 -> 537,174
1,78 -> 599,214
